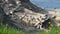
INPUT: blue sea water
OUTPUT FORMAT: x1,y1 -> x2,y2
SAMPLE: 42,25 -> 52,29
30,0 -> 60,9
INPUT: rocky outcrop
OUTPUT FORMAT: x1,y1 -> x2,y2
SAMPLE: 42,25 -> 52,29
0,0 -> 57,33
47,9 -> 60,26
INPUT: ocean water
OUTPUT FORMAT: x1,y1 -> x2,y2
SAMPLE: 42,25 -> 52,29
30,0 -> 60,9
